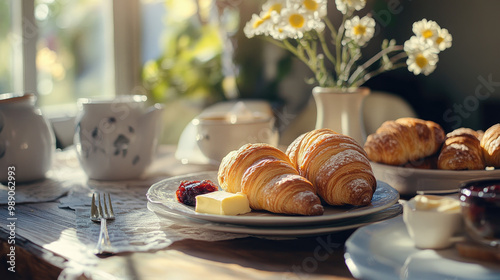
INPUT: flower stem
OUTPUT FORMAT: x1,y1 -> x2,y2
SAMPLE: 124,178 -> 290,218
351,62 -> 407,88
282,39 -> 320,82
348,45 -> 404,85
343,45 -> 361,82
389,51 -> 408,64
317,30 -> 336,66
335,14 -> 347,76
324,17 -> 337,41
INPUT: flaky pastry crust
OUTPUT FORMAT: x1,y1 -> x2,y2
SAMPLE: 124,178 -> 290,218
287,129 -> 376,206
364,117 -> 445,166
218,143 -> 324,216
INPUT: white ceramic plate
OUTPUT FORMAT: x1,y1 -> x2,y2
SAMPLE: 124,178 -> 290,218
345,216 -> 500,280
146,171 -> 399,226
148,202 -> 402,237
371,161 -> 500,195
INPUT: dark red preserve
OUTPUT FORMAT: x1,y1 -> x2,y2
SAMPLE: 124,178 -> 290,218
460,180 -> 500,246
176,180 -> 218,206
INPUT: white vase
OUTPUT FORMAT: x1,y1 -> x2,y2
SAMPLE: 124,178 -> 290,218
312,86 -> 370,145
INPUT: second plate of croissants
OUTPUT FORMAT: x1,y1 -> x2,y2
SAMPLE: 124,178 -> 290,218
364,117 -> 500,194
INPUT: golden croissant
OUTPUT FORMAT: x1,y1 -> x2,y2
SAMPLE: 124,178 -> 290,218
438,128 -> 485,170
481,123 -> 500,167
218,143 -> 324,216
364,117 -> 445,166
286,129 -> 376,206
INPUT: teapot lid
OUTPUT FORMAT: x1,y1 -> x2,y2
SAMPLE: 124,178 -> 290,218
0,93 -> 36,105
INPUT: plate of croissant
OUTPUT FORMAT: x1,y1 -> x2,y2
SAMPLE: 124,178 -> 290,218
148,129 -> 400,227
147,201 -> 402,237
364,118 -> 500,195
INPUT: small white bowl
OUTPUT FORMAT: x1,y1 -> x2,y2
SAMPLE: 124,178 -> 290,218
403,195 -> 463,249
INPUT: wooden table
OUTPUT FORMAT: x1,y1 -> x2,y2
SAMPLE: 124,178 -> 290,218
0,146 -> 356,280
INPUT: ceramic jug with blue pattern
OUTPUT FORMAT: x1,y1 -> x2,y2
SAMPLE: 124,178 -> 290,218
0,93 -> 55,183
74,95 -> 164,180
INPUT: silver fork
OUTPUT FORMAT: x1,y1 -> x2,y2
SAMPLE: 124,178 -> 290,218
91,193 -> 115,255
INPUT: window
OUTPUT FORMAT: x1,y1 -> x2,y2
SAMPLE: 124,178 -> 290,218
1,0 -> 142,147
4,0 -> 141,115
4,0 -> 247,146
35,0 -> 115,108
0,1 -> 13,93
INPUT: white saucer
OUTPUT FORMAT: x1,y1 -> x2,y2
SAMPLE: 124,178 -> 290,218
148,202 -> 403,237
345,216 -> 500,280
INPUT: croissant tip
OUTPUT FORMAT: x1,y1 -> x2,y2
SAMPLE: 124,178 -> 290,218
308,204 -> 324,216
357,195 -> 373,206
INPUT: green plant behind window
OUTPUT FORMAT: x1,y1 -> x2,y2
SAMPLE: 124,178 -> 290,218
142,1 -> 228,104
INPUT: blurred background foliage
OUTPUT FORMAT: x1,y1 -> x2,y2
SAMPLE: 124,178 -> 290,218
140,0 -> 301,144
141,0 -> 294,106
142,0 -> 232,105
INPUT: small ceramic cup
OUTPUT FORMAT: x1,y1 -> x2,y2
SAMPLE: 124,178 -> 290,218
193,112 -> 279,163
403,195 -> 463,249
74,95 -> 164,180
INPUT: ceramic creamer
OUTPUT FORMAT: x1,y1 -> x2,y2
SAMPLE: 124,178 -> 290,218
0,93 -> 55,183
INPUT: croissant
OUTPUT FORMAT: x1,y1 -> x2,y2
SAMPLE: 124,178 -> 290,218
286,129 -> 376,206
218,143 -> 324,216
481,123 -> 500,167
438,128 -> 485,170
364,117 -> 445,166
402,155 -> 438,169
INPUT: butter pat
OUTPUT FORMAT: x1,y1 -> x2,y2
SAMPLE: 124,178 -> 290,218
414,195 -> 460,213
195,191 -> 251,215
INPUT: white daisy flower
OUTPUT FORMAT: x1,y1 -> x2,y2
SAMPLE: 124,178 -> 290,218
344,15 -> 375,46
273,7 -> 308,39
434,28 -> 452,51
271,5 -> 324,39
404,35 -> 438,54
289,0 -> 328,18
412,19 -> 440,40
335,0 -> 366,15
243,14 -> 270,38
406,51 -> 438,76
404,36 -> 439,75
244,0 -> 285,38
269,26 -> 290,40
262,0 -> 286,16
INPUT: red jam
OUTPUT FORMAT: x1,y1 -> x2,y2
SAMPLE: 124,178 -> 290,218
460,181 -> 500,245
176,180 -> 218,206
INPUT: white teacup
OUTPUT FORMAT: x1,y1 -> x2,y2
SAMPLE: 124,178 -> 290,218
74,95 -> 164,180
193,112 -> 279,163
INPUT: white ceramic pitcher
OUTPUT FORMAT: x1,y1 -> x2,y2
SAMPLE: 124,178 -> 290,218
0,93 -> 55,183
74,95 -> 164,180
